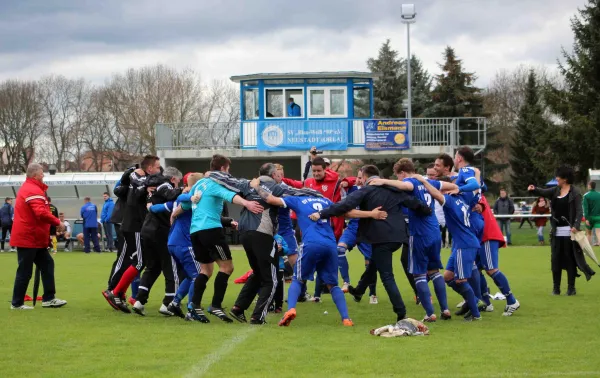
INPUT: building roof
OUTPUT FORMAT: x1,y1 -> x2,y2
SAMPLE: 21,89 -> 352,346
230,71 -> 379,83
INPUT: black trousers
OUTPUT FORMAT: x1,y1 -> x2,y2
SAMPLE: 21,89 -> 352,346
353,242 -> 407,319
136,231 -> 181,306
108,231 -> 142,290
440,225 -> 451,247
12,247 -> 56,307
2,224 -> 12,250
235,231 -> 278,322
400,242 -> 417,296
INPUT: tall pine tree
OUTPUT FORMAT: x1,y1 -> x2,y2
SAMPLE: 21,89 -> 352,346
510,70 -> 553,195
367,40 -> 405,118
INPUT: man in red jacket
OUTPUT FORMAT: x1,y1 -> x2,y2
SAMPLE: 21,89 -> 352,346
10,163 -> 67,310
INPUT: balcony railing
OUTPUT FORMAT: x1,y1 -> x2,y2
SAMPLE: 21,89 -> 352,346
155,118 -> 486,151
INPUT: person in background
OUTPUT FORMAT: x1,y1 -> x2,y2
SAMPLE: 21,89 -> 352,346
80,197 -> 101,253
56,213 -> 72,251
432,156 -> 453,247
493,189 -> 515,245
531,197 -> 550,245
48,198 -> 59,254
10,163 -> 66,310
583,181 -> 600,246
518,201 -> 533,229
77,222 -> 101,246
287,97 -> 301,117
0,197 -> 15,252
101,192 -> 115,252
302,146 -> 320,181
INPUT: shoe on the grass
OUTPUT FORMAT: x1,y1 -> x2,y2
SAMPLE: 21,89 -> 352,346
297,293 -> 311,303
132,301 -> 146,316
342,282 -> 349,293
552,288 -> 560,296
441,310 -> 452,320
566,287 -> 576,296
455,302 -> 470,316
186,308 -> 210,323
42,298 -> 67,308
11,304 -> 34,310
159,304 -> 174,316
102,290 -> 119,310
342,319 -> 354,327
479,303 -> 494,312
208,306 -> 234,323
464,314 -> 482,322
278,308 -> 296,327
502,300 -> 520,317
414,296 -> 421,305
369,295 -> 378,304
110,293 -> 131,314
274,307 -> 283,314
229,307 -> 247,323
456,300 -> 465,308
309,297 -> 321,303
167,302 -> 185,319
347,286 -> 362,303
422,314 -> 437,323
249,318 -> 266,325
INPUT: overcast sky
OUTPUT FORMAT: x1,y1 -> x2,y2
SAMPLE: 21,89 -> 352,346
0,0 -> 586,87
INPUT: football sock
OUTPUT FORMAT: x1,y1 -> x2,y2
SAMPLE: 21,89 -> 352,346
491,270 -> 516,305
447,279 -> 480,318
429,271 -> 448,311
190,273 -> 209,309
174,278 -> 191,305
114,265 -> 138,296
212,272 -> 230,308
468,267 -> 482,300
314,275 -> 323,297
415,274 -> 434,316
131,274 -> 140,299
287,279 -> 302,310
330,286 -> 350,320
480,272 -> 491,306
337,246 -> 350,283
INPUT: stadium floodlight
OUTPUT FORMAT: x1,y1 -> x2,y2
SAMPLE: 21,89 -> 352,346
401,4 -> 416,144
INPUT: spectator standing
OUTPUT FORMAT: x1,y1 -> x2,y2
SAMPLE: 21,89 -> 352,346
531,197 -> 550,245
518,201 -> 534,229
493,189 -> 515,245
81,197 -> 101,253
10,163 -> 66,310
0,197 -> 15,252
101,192 -> 115,252
583,181 -> 600,246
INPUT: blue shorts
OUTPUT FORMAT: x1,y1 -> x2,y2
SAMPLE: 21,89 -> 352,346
168,245 -> 200,280
295,242 -> 339,286
338,230 -> 357,249
478,240 -> 499,270
280,232 -> 298,256
446,247 -> 478,280
357,243 -> 372,260
409,235 -> 443,275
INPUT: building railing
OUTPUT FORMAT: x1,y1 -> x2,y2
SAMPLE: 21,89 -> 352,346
155,117 -> 486,151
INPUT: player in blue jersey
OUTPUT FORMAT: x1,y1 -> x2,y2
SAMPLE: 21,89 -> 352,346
249,178 -> 387,326
369,158 -> 458,322
413,174 -> 482,321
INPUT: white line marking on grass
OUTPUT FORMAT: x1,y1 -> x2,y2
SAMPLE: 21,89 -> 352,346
183,326 -> 257,378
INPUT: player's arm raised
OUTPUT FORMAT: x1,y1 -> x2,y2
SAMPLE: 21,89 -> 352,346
368,178 -> 414,191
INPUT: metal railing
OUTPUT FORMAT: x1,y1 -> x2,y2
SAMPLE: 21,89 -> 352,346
155,117 -> 487,151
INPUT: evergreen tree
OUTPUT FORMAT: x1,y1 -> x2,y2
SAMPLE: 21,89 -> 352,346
546,0 -> 600,181
367,40 -> 405,118
510,70 -> 553,195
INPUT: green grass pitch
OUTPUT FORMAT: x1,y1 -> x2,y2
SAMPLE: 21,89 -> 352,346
1,245 -> 599,378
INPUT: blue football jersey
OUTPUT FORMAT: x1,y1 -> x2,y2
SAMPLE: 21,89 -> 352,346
281,196 -> 336,244
403,177 -> 441,236
455,166 -> 482,209
441,194 -> 480,249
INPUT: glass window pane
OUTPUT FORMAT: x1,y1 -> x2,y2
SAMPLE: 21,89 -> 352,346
307,79 -> 346,84
242,80 -> 258,86
285,89 -> 303,117
310,90 -> 325,116
244,88 -> 258,120
353,87 -> 370,118
330,89 -> 345,115
264,79 -> 304,85
266,89 -> 284,118
353,79 -> 370,84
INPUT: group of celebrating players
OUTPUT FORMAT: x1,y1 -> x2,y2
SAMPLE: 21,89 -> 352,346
101,146 -> 520,326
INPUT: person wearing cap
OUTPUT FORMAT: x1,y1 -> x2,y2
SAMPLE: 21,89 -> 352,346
287,97 -> 301,117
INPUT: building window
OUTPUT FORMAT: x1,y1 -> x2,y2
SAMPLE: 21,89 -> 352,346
264,79 -> 304,85
353,87 -> 371,118
308,88 -> 347,118
265,88 -> 304,118
242,80 -> 259,86
307,78 -> 346,84
244,88 -> 259,120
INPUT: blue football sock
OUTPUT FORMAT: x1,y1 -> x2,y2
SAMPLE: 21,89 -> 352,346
429,272 -> 448,311
338,257 -> 350,284
287,279 -> 302,310
314,275 -> 323,297
415,275 -> 434,316
480,272 -> 491,306
491,271 -> 516,305
131,274 -> 140,299
174,278 -> 191,305
468,267 -> 482,300
330,286 -> 350,320
456,281 -> 481,318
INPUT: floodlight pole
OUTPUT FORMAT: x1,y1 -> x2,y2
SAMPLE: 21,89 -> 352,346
401,4 -> 416,147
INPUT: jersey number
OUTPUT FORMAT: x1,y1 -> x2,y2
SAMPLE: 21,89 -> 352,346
461,205 -> 471,227
312,203 -> 323,211
424,193 -> 432,207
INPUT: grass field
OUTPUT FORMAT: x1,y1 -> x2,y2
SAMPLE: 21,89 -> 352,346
1,246 -> 599,378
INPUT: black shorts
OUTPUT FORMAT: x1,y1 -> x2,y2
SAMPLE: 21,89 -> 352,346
191,228 -> 232,264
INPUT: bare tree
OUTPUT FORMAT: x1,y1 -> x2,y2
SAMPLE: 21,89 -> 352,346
0,80 -> 41,174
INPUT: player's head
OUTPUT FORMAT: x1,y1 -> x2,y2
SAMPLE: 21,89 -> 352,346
210,154 -> 231,173
186,172 -> 203,188
311,157 -> 327,181
426,164 -> 437,180
499,188 -> 507,198
163,167 -> 183,186
434,154 -> 453,176
274,163 -> 285,180
393,158 -> 415,180
555,165 -> 575,187
141,155 -> 161,175
454,146 -> 474,169
361,165 -> 380,184
259,163 -> 281,182
356,168 -> 364,186
588,181 -> 596,190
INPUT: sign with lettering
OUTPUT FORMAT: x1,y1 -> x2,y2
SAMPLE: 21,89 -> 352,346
257,121 -> 348,152
364,119 -> 410,150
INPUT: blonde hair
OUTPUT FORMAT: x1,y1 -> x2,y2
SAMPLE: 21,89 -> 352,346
274,164 -> 284,171
187,173 -> 204,188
